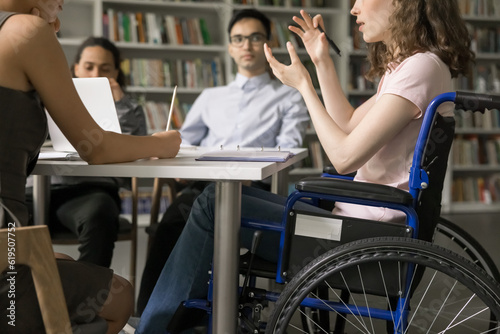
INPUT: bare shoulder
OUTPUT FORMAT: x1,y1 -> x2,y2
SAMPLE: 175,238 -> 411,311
0,14 -> 59,90
0,14 -> 55,53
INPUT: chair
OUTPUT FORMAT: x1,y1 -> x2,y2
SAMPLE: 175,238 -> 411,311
51,177 -> 139,287
174,92 -> 500,333
145,177 -> 178,254
0,225 -> 72,334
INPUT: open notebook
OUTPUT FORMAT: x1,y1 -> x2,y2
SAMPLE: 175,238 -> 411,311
45,77 -> 122,153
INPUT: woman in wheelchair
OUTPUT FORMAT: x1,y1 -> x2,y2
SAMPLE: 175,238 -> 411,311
136,0 -> 476,332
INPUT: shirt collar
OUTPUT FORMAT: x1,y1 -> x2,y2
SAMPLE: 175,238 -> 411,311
235,72 -> 271,90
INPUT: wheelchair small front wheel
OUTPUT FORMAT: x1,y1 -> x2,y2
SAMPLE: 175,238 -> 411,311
266,237 -> 500,334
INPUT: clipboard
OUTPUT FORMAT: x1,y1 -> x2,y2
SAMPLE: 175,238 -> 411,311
195,149 -> 294,162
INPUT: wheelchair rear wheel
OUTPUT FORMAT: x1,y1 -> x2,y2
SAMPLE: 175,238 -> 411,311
434,217 -> 500,281
266,237 -> 500,334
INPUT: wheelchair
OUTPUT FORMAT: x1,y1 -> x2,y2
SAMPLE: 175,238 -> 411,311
172,92 -> 500,334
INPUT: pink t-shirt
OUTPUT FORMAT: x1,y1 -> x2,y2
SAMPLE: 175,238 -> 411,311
333,52 -> 453,223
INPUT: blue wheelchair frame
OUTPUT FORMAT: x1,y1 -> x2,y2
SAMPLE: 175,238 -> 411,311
181,91 -> 499,333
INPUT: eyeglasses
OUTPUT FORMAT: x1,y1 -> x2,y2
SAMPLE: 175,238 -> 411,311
229,33 -> 266,47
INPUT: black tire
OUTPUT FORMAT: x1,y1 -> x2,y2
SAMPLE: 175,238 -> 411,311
434,217 -> 500,282
266,237 -> 500,334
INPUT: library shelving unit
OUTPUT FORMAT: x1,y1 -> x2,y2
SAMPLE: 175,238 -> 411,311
57,1 -> 500,212
441,1 -> 500,214
57,0 -> 349,174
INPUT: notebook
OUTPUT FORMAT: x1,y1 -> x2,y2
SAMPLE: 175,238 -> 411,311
195,148 -> 294,162
46,77 -> 122,152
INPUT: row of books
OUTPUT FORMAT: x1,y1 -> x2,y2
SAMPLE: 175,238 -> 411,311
455,108 -> 500,129
269,21 -> 305,50
121,57 -> 225,89
452,175 -> 500,203
453,135 -> 500,166
468,24 -> 500,54
233,0 -> 328,7
455,63 -> 500,93
103,9 -> 212,45
458,0 -> 500,17
141,99 -> 192,133
348,60 -> 376,91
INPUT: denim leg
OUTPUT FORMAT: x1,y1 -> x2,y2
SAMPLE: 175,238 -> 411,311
137,184 -> 330,333
239,186 -> 331,262
136,185 -> 216,334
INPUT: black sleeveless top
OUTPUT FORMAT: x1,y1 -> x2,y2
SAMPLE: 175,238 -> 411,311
0,11 -> 48,226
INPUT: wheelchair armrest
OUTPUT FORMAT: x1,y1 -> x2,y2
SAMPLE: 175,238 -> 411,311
295,177 -> 414,205
322,165 -> 357,179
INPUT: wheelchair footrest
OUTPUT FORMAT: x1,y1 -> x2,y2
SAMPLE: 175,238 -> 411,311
167,302 -> 208,333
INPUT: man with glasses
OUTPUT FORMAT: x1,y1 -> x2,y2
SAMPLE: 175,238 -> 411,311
136,8 -> 309,318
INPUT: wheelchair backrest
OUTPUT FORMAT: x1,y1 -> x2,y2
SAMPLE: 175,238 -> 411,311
414,114 -> 455,242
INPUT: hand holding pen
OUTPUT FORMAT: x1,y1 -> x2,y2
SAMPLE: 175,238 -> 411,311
289,10 -> 341,60
316,24 -> 341,57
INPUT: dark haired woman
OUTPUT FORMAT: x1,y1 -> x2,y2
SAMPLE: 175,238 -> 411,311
25,36 -> 147,267
0,0 -> 180,332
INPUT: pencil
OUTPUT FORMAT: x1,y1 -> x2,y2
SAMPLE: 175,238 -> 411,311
166,85 -> 178,131
317,25 -> 341,57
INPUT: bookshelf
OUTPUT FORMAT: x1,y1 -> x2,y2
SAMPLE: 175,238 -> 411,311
57,0 -> 348,133
441,0 -> 500,213
57,1 -> 500,212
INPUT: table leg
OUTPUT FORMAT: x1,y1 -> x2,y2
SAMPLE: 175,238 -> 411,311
213,181 -> 241,333
271,166 -> 290,196
32,175 -> 50,225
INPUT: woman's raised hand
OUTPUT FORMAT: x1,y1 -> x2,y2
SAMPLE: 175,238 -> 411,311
289,10 -> 330,64
264,41 -> 312,93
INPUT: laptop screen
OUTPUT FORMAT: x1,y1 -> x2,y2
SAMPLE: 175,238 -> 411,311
46,77 -> 122,152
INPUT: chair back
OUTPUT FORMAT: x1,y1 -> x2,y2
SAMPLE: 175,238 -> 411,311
414,114 -> 454,242
0,225 -> 72,334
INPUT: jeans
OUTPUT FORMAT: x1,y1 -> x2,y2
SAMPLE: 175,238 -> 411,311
136,184 -> 329,333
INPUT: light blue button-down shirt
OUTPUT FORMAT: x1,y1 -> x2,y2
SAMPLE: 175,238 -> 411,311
180,72 -> 309,149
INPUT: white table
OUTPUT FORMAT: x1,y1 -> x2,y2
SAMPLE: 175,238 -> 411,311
32,147 -> 307,333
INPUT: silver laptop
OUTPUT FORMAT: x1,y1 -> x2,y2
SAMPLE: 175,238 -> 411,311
46,77 -> 122,152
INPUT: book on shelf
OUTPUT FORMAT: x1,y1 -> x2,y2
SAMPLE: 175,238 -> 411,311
454,62 -> 500,93
453,134 -> 500,166
348,60 -> 376,91
141,99 -> 190,133
103,10 -> 213,46
269,20 -> 304,49
452,174 -> 500,203
122,57 -> 224,89
232,0 -> 328,6
458,0 -> 500,16
455,108 -> 500,129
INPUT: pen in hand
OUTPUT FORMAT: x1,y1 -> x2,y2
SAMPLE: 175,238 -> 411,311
316,24 -> 341,57
166,85 -> 178,131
